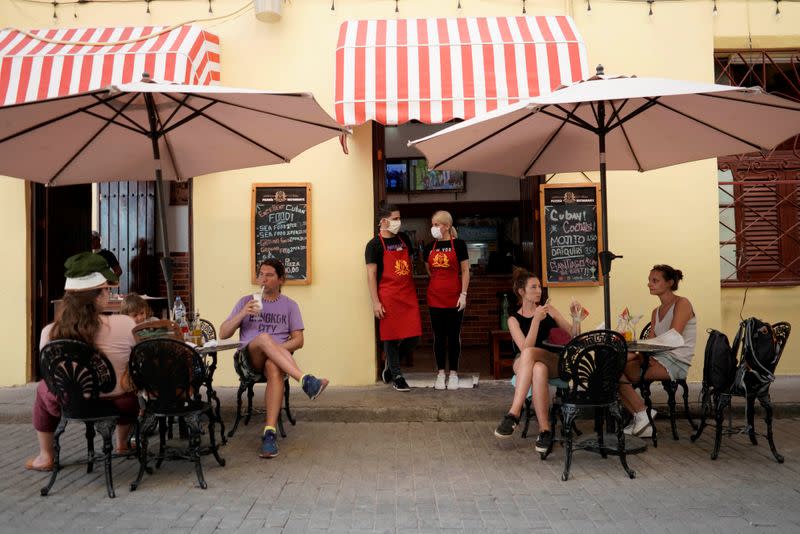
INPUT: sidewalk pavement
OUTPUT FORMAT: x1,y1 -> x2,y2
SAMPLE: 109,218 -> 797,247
2,376 -> 800,425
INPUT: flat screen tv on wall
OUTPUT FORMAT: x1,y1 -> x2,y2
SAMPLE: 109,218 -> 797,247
385,159 -> 408,193
408,158 -> 466,193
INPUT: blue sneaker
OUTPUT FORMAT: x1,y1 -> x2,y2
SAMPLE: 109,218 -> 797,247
260,428 -> 278,458
301,374 -> 329,400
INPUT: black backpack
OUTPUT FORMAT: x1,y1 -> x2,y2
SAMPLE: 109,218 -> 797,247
731,317 -> 777,393
703,329 -> 737,391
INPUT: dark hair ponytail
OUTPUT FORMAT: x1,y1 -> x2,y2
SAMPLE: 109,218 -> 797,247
652,264 -> 684,290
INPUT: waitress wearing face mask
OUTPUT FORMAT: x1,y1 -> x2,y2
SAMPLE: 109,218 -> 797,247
365,204 -> 422,392
425,210 -> 470,390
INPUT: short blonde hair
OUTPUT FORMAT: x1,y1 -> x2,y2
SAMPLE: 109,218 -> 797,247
431,210 -> 458,238
120,293 -> 150,317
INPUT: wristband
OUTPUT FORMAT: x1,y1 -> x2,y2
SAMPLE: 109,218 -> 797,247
460,292 -> 467,296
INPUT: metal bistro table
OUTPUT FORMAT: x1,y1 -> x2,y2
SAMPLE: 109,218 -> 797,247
195,341 -> 241,445
541,339 -> 674,455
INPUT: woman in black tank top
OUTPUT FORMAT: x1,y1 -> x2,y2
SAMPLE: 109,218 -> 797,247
493,270 -> 578,455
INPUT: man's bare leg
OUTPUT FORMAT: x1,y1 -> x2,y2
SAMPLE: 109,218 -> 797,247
263,360 -> 283,429
249,333 -> 303,381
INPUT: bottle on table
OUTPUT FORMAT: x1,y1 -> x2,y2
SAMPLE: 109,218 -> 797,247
191,311 -> 203,345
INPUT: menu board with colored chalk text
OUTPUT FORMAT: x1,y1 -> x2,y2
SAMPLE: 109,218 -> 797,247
251,183 -> 311,285
539,183 -> 603,287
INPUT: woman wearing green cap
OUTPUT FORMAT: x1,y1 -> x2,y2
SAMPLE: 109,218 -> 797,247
26,252 -> 139,472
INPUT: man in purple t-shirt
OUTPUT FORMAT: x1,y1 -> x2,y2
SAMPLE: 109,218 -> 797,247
220,259 -> 328,459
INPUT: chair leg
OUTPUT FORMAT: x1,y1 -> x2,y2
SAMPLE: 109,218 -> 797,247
691,385 -> 711,442
521,397 -> 532,438
156,418 -> 167,469
185,413 -> 208,489
41,417 -> 68,497
712,393 -> 729,460
610,402 -> 635,479
661,380 -> 679,440
205,407 -> 226,467
594,408 -> 606,459
758,392 -> 784,463
130,414 -> 156,492
244,382 -> 256,426
227,381 -> 248,438
206,383 -> 227,445
746,395 -> 758,446
678,379 -> 697,430
95,419 -> 117,498
561,405 -> 578,481
283,377 -> 296,426
84,421 -> 96,473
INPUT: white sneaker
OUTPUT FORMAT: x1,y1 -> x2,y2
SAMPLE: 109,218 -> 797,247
447,373 -> 459,390
434,373 -> 446,390
623,409 -> 657,436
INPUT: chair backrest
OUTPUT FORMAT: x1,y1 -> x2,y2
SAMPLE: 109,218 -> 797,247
559,330 -> 627,404
199,318 -> 216,343
772,322 -> 791,369
39,340 -> 116,418
639,321 -> 651,340
132,319 -> 183,343
129,338 -> 204,411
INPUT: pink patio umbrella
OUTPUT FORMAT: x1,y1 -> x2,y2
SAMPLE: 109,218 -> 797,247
0,75 -> 348,306
410,66 -> 800,327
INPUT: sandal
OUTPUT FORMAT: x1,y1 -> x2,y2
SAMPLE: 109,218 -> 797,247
24,457 -> 54,472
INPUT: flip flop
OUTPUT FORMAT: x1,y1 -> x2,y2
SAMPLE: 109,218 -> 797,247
24,457 -> 54,472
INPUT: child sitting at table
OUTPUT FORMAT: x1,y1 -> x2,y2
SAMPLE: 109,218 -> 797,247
120,293 -> 153,325
618,264 -> 697,438
493,268 -> 576,454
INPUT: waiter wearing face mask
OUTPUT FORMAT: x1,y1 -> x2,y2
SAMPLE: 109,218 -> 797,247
365,204 -> 421,391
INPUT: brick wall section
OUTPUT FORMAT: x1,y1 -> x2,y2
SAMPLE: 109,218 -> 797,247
157,252 -> 192,312
414,275 -> 511,347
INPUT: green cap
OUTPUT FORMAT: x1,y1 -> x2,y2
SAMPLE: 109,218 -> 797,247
64,252 -> 119,291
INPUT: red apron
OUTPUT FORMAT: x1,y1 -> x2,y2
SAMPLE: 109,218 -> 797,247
378,235 -> 422,341
427,238 -> 461,308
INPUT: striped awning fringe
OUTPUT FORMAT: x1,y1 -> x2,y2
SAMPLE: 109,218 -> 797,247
0,25 -> 220,105
334,16 -> 589,127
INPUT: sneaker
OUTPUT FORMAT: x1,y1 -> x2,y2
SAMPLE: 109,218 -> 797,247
301,374 -> 329,400
623,409 -> 656,436
393,376 -> 411,392
535,430 -> 553,453
446,373 -> 459,390
434,373 -> 446,390
494,413 -> 519,438
260,428 -> 279,458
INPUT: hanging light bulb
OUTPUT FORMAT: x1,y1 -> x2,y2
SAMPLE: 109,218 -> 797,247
208,0 -> 213,14
395,0 -> 399,13
713,0 -> 718,15
331,0 -> 335,11
146,0 -> 151,14
52,0 -> 57,20
648,0 -> 654,17
775,0 -> 781,17
458,0 -> 462,9
522,0 -> 527,15
73,2 -> 78,18
587,0 -> 592,11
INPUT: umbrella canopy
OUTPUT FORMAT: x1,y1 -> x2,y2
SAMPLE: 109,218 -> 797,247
0,77 -> 348,306
410,66 -> 800,326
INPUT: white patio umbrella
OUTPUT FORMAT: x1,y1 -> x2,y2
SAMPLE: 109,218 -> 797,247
410,65 -> 800,327
0,75 -> 348,306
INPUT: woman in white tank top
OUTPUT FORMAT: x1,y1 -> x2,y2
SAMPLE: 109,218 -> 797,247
618,265 -> 696,438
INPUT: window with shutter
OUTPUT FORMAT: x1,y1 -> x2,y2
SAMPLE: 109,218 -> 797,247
715,50 -> 800,286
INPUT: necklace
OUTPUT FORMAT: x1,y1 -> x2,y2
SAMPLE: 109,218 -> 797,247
263,293 -> 280,303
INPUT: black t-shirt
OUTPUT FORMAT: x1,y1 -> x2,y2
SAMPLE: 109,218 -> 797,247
365,232 -> 414,284
512,311 -> 558,350
423,238 -> 469,264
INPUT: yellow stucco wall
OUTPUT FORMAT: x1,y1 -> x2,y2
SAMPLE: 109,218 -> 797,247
0,0 -> 797,385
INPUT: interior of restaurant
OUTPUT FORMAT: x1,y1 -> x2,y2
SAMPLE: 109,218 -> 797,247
378,123 -> 539,379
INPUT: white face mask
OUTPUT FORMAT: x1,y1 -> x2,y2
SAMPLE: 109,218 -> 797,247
430,226 -> 443,240
386,219 -> 401,234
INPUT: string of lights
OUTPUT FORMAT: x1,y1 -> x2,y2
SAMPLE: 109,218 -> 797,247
12,0 -> 800,20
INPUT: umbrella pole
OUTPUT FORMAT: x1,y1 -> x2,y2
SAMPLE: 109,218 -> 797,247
144,91 -> 175,313
597,101 -> 613,329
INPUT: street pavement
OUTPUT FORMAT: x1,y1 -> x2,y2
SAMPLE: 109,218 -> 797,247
1,412 -> 799,533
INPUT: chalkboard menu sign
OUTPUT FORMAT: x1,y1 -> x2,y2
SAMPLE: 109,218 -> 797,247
539,184 -> 603,287
251,183 -> 311,285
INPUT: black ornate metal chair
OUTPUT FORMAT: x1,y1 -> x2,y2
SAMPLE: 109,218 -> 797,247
197,318 -> 226,444
128,338 -> 225,491
634,322 -> 696,446
558,330 -> 635,481
227,347 -> 295,439
38,340 -> 122,498
692,321 -> 790,462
